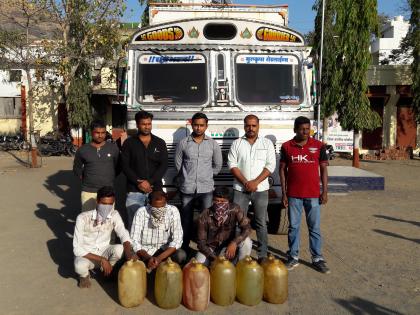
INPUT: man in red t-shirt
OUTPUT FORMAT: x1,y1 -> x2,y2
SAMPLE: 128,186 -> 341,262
279,116 -> 330,274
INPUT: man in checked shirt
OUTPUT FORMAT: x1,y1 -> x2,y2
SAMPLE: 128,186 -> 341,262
130,191 -> 186,270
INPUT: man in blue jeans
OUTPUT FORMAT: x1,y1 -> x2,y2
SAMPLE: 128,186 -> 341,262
279,116 -> 330,273
228,114 -> 276,260
175,113 -> 222,252
121,111 -> 168,229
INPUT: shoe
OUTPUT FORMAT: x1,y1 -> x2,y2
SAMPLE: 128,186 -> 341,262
312,260 -> 331,274
285,257 -> 299,270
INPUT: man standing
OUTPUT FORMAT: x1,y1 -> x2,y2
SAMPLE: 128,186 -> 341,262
175,112 -> 223,252
73,186 -> 135,288
130,191 -> 185,270
228,114 -> 276,260
73,120 -> 120,212
279,116 -> 330,273
121,111 -> 168,229
196,186 -> 252,266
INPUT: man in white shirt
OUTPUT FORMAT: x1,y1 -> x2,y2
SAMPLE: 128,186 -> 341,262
228,114 -> 276,260
73,186 -> 134,288
130,191 -> 186,270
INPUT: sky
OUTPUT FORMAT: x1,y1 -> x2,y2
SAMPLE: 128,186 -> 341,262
123,1 -> 405,34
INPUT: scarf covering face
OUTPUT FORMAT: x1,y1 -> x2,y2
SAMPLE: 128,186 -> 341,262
213,201 -> 229,227
150,205 -> 167,228
96,204 -> 113,224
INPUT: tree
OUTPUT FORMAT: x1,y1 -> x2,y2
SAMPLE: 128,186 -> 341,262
0,0 -> 53,167
384,0 -> 419,123
335,0 -> 381,166
47,0 -> 126,129
66,61 -> 91,129
1,0 -> 126,131
408,0 -> 420,123
139,0 -> 180,27
313,0 -> 381,167
377,13 -> 390,34
312,0 -> 342,139
303,30 -> 315,46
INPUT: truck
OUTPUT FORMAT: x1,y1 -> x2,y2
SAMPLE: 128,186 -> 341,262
121,1 -> 315,234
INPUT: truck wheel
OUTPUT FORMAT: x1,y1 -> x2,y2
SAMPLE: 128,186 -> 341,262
267,204 -> 289,235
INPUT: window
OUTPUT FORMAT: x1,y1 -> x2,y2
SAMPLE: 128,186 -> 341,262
204,23 -> 237,40
217,54 -> 225,81
138,54 -> 208,105
235,54 -> 303,105
0,97 -> 21,118
9,70 -> 22,82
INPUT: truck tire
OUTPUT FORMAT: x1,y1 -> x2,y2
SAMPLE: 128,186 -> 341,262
267,204 -> 289,235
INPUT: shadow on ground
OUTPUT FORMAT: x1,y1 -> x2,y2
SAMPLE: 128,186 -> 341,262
4,150 -> 31,167
335,297 -> 403,315
34,170 -> 128,280
34,170 -> 80,278
374,214 -> 420,227
373,229 -> 420,245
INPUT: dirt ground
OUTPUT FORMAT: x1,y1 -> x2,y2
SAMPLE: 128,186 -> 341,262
0,151 -> 418,315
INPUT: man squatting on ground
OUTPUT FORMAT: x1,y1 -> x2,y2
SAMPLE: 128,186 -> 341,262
73,186 -> 136,288
175,112 -> 223,253
228,114 -> 276,260
121,111 -> 168,230
280,116 -> 330,274
73,120 -> 120,212
196,186 -> 252,265
130,191 -> 186,270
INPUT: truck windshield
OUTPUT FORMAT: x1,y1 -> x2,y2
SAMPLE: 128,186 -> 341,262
138,54 -> 207,104
235,54 -> 303,105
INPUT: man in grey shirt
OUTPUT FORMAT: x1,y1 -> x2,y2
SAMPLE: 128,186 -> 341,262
73,120 -> 120,212
175,113 -> 223,252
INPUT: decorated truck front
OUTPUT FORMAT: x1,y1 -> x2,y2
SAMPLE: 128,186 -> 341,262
124,4 -> 314,234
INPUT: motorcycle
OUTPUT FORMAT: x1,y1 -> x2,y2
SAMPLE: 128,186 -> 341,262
0,133 -> 30,151
326,144 -> 337,160
37,133 -> 77,156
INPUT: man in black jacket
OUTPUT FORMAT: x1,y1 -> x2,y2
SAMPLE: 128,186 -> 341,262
121,111 -> 168,229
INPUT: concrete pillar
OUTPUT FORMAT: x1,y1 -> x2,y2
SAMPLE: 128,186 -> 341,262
383,85 -> 399,148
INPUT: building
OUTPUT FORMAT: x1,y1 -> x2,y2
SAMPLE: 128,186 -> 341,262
370,16 -> 412,65
364,15 -> 418,153
0,70 -> 21,134
0,22 -> 139,143
0,68 -> 62,137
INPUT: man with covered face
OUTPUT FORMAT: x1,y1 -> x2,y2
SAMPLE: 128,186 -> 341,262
73,186 -> 135,288
196,186 -> 252,266
130,191 -> 186,270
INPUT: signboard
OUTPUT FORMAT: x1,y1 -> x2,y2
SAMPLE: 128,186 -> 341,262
324,113 -> 354,152
135,26 -> 184,41
140,54 -> 206,64
236,54 -> 299,65
131,21 -> 304,46
256,27 -> 302,43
